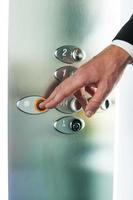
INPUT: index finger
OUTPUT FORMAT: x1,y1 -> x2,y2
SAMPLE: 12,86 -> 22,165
39,74 -> 85,109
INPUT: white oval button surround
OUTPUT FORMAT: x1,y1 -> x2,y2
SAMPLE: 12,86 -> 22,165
17,96 -> 48,115
54,116 -> 85,134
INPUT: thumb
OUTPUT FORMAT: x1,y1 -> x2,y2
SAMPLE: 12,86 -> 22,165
85,82 -> 109,117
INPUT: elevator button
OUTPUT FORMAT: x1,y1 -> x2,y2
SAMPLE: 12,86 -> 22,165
72,48 -> 85,61
54,45 -> 85,64
70,119 -> 83,132
17,96 -> 48,115
54,116 -> 85,134
54,66 -> 77,82
34,98 -> 48,112
100,99 -> 112,111
56,96 -> 81,114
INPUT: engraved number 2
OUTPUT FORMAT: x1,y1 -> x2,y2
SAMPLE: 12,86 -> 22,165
62,49 -> 67,57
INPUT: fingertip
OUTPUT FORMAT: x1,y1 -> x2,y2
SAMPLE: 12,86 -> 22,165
38,102 -> 46,109
85,110 -> 94,118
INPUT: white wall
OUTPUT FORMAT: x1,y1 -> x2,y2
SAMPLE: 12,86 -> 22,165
115,1 -> 133,200
120,0 -> 133,23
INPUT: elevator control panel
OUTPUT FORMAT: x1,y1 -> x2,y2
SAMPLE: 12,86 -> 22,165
54,116 -> 85,134
17,96 -> 48,115
54,45 -> 85,64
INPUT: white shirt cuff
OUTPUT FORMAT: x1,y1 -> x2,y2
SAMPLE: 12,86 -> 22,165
112,39 -> 133,59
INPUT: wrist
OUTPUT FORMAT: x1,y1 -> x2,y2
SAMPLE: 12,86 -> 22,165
111,44 -> 132,65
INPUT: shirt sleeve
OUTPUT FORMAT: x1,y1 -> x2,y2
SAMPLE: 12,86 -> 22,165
112,39 -> 133,59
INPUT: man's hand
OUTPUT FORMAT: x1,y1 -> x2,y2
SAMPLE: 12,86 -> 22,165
39,45 -> 131,117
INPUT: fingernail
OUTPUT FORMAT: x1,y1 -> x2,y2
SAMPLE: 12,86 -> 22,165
86,110 -> 94,117
39,102 -> 49,109
45,104 -> 49,108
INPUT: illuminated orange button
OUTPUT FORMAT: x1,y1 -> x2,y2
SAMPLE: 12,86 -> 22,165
34,97 -> 48,112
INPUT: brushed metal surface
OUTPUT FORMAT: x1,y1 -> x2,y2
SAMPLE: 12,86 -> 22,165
8,0 -> 117,200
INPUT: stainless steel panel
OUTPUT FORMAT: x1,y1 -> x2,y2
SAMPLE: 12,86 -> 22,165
8,0 -> 116,200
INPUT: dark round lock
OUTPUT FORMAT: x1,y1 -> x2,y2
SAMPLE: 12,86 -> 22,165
70,119 -> 82,132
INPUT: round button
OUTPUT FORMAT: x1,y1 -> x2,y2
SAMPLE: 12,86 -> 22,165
70,98 -> 81,112
34,97 -> 48,112
101,99 -> 111,111
70,119 -> 83,132
72,48 -> 84,61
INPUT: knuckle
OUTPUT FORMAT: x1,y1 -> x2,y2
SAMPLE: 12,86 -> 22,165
102,78 -> 113,92
91,100 -> 100,109
77,75 -> 86,86
54,95 -> 61,104
86,100 -> 100,112
58,83 -> 64,90
74,69 -> 86,81
55,91 -> 66,101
